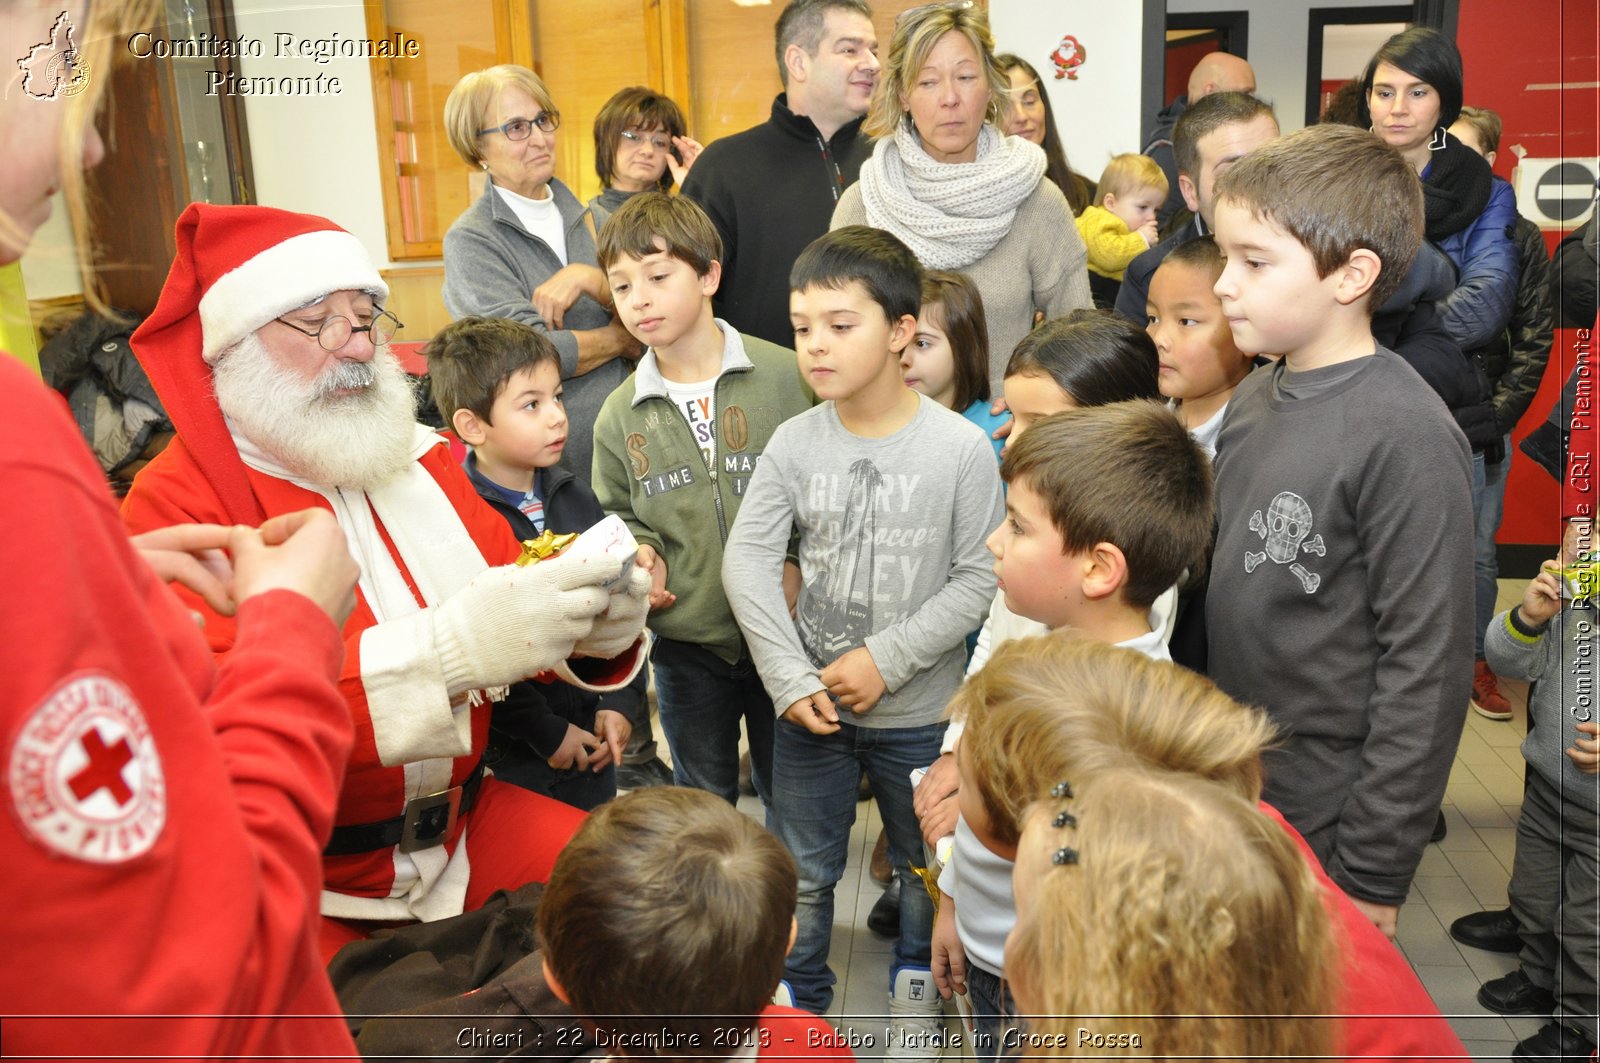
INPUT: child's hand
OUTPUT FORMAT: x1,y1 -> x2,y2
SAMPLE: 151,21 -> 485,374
547,722 -> 602,771
1562,518 -> 1593,566
591,709 -> 632,771
987,396 -> 1013,445
783,560 -> 802,618
821,647 -> 886,714
635,544 -> 676,611
1567,720 -> 1600,775
931,899 -> 967,1000
914,752 -> 962,846
1519,562 -> 1564,627
1137,219 -> 1159,246
782,692 -> 840,734
1350,897 -> 1398,940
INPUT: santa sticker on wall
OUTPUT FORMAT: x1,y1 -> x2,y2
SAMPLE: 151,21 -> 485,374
1049,34 -> 1086,80
9,674 -> 167,864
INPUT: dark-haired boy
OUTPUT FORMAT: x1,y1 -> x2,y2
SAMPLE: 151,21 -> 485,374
935,402 -> 1214,1059
592,191 -> 813,809
426,317 -> 647,811
1206,124 -> 1475,938
723,227 -> 1002,1041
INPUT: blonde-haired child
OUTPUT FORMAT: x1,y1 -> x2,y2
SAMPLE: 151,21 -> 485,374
955,632 -> 1468,1061
1075,153 -> 1169,306
1005,770 -> 1336,1059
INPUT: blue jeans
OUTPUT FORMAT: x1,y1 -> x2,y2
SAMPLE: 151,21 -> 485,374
965,963 -> 1014,1063
772,718 -> 945,1014
650,635 -> 773,809
1474,437 -> 1511,658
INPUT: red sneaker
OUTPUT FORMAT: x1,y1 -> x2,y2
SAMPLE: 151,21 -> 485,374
1471,658 -> 1513,720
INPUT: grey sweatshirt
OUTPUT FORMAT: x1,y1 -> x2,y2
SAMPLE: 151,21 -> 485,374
1207,349 -> 1475,906
722,395 -> 1003,727
1486,605 -> 1600,815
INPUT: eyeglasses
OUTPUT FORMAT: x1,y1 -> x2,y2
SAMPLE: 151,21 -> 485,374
619,128 -> 672,151
477,111 -> 560,141
274,308 -> 404,352
894,0 -> 973,27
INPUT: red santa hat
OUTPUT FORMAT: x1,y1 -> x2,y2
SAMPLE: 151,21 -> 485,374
132,203 -> 388,525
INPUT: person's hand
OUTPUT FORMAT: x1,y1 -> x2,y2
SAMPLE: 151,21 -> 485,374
133,523 -> 238,616
636,544 -> 677,611
1519,561 -> 1564,628
572,564 -> 650,659
229,509 -> 360,626
1137,218 -> 1160,247
547,721 -> 602,771
433,550 -> 612,693
782,692 -> 840,734
607,316 -> 646,361
783,560 -> 802,618
821,646 -> 886,714
1561,518 -> 1593,566
1568,720 -> 1600,775
592,708 -> 633,770
533,263 -> 605,329
914,752 -> 962,845
666,135 -> 704,185
986,395 -> 1013,445
1349,897 -> 1398,939
931,899 -> 967,1000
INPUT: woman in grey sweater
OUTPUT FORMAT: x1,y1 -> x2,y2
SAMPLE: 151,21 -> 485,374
440,64 -> 638,478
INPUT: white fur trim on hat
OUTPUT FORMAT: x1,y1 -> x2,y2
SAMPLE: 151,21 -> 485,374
198,229 -> 389,363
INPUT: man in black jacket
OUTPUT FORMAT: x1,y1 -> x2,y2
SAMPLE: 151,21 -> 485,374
679,0 -> 878,347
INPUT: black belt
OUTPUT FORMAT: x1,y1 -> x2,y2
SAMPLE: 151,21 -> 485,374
324,760 -> 485,857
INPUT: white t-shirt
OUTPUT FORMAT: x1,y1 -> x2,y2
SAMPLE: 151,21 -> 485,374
495,183 -> 567,265
661,375 -> 718,473
1169,398 -> 1228,460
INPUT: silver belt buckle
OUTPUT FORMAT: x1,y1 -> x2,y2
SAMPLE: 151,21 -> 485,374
399,784 -> 463,853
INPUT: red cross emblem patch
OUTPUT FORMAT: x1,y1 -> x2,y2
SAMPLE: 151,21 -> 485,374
8,674 -> 166,863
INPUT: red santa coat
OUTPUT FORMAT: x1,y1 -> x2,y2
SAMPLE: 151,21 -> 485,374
0,357 -> 355,1058
122,431 -> 618,924
1262,803 -> 1467,1062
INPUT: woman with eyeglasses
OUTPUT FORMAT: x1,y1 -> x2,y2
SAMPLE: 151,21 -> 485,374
442,64 -> 642,479
832,3 -> 1091,389
588,85 -> 702,232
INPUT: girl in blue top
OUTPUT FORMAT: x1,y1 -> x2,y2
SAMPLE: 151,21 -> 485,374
904,270 -> 1007,460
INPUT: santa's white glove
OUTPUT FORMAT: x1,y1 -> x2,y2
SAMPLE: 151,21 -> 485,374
434,552 -> 612,695
572,564 -> 651,659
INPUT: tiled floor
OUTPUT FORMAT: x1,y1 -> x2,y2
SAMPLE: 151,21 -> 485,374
662,579 -> 1549,1060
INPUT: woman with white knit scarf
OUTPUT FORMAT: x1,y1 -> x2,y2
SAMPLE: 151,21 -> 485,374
832,3 -> 1092,388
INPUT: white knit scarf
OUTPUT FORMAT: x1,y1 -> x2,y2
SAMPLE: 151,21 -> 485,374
857,123 -> 1047,269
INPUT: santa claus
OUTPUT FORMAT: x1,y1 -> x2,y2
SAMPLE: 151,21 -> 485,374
122,203 -> 650,959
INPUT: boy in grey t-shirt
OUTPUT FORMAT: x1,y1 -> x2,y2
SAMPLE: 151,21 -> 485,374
723,228 -> 1002,1037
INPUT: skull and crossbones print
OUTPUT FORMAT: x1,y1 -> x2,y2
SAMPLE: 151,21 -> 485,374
1245,491 -> 1325,593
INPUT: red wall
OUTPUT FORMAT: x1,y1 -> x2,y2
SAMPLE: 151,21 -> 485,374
1165,38 -> 1218,107
1457,0 -> 1598,548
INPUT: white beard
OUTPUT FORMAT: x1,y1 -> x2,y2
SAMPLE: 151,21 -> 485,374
213,332 -> 419,491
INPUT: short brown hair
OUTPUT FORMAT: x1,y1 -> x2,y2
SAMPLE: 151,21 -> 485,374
1172,91 -> 1276,180
1214,123 -> 1422,312
424,316 -> 559,426
593,87 -> 688,192
442,65 -> 555,168
1097,152 -> 1168,200
1160,234 -> 1225,282
920,270 -> 990,410
1454,104 -> 1503,155
538,788 -> 797,1050
999,401 -> 1214,609
595,191 -> 723,276
954,632 -> 1275,847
